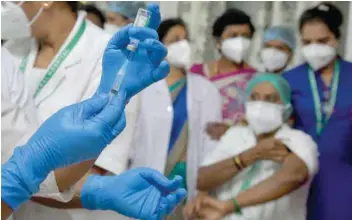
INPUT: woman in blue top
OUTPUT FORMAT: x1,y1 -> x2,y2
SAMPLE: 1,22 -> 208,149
284,3 -> 352,220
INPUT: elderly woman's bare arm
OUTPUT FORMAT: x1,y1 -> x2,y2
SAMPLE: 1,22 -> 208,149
235,153 -> 309,209
197,138 -> 290,192
197,149 -> 259,191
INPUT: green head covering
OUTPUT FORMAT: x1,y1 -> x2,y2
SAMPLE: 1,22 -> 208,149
246,73 -> 292,120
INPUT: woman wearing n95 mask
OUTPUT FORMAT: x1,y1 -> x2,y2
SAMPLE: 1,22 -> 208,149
184,73 -> 318,220
129,18 -> 222,220
283,3 -> 352,220
190,8 -> 257,141
260,26 -> 296,74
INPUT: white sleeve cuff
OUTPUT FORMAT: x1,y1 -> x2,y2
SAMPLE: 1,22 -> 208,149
34,172 -> 75,202
94,156 -> 126,175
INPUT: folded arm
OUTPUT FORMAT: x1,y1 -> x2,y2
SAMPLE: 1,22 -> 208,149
197,148 -> 261,192
222,153 -> 309,213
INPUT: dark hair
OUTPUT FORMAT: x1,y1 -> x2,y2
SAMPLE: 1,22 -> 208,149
299,3 -> 343,38
66,1 -> 80,13
157,18 -> 187,42
212,8 -> 255,38
80,4 -> 106,25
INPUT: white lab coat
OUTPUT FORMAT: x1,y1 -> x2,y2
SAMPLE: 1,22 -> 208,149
1,47 -> 36,159
1,47 -> 75,220
130,74 -> 222,200
202,124 -> 319,220
4,12 -> 138,220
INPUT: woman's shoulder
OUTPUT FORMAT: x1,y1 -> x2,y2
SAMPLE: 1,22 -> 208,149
340,58 -> 352,69
277,125 -> 317,148
84,20 -> 111,43
189,60 -> 217,76
277,125 -> 319,176
283,63 -> 308,80
282,64 -> 310,89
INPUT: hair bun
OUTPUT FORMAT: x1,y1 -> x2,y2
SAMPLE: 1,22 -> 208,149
315,3 -> 343,27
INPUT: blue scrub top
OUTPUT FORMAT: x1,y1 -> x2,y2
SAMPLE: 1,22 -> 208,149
284,58 -> 352,220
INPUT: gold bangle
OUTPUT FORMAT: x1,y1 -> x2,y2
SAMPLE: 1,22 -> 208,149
234,155 -> 244,169
233,157 -> 241,170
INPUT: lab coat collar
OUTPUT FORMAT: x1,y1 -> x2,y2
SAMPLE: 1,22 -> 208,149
154,73 -> 203,100
34,12 -> 87,106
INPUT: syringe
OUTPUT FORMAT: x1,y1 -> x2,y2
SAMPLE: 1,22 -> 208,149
110,8 -> 152,97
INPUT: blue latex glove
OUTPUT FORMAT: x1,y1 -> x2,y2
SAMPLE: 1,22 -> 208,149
97,3 -> 170,100
2,92 -> 126,210
81,168 -> 187,220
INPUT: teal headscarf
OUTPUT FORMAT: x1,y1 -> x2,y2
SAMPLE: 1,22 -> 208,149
106,1 -> 146,20
246,73 -> 292,120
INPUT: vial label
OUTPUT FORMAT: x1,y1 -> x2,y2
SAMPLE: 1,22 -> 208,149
127,8 -> 151,52
134,9 -> 151,27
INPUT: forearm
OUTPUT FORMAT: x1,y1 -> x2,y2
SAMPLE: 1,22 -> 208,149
31,195 -> 83,209
32,166 -> 103,209
55,159 -> 95,192
235,153 -> 308,209
197,149 -> 259,191
2,200 -> 13,220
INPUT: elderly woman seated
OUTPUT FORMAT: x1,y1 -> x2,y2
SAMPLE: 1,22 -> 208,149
184,73 -> 318,220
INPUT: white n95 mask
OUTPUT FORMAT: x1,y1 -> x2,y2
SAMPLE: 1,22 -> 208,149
221,37 -> 251,63
166,40 -> 191,69
260,48 -> 289,72
1,1 -> 43,40
302,43 -> 336,71
245,101 -> 286,135
104,23 -> 120,35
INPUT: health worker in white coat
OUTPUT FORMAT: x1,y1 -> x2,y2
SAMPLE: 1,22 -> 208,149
1,1 -> 138,220
129,18 -> 222,219
23,2 -> 146,220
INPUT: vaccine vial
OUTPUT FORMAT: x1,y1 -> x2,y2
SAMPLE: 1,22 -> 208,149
110,8 -> 152,97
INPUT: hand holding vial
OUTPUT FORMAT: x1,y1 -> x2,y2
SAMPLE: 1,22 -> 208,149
98,3 -> 169,101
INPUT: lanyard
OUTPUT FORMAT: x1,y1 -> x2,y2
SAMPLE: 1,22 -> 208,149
240,162 -> 260,192
168,78 -> 186,93
308,61 -> 340,136
19,20 -> 86,98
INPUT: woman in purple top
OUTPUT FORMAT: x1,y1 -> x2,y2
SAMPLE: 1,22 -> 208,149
190,8 -> 257,140
283,3 -> 352,220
